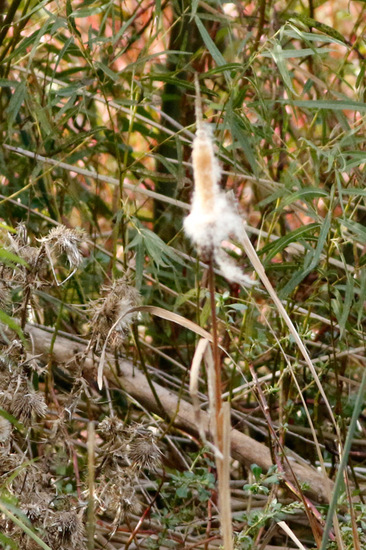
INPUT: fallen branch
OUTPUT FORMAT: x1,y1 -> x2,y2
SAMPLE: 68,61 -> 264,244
26,324 -> 331,503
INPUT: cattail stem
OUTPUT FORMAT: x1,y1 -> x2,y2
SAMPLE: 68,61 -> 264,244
208,256 -> 222,419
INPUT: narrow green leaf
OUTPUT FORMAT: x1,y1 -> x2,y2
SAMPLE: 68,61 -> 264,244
95,61 -> 119,82
281,188 -> 328,207
6,82 -> 26,126
261,223 -> 320,264
274,98 -> 366,112
270,42 -> 296,94
0,310 -> 25,344
338,276 -> 354,337
0,248 -> 28,268
228,112 -> 258,175
261,47 -> 336,59
0,501 -> 52,550
0,408 -> 24,433
194,16 -> 229,79
341,217 -> 366,244
280,212 -> 331,297
357,268 -> 366,326
288,13 -> 347,44
283,28 -> 347,47
71,4 -> 108,17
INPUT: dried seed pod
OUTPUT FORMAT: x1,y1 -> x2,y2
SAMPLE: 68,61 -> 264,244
90,278 -> 140,348
45,510 -> 85,549
98,415 -> 125,440
39,225 -> 85,268
11,388 -> 47,424
128,429 -> 161,471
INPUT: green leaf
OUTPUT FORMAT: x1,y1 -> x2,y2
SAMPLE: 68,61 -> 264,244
251,464 -> 262,480
70,4 -> 108,17
260,223 -> 320,264
6,82 -> 26,126
261,47 -> 336,59
0,532 -> 17,549
341,218 -> 366,244
0,248 -> 28,268
280,212 -> 331,297
283,27 -> 347,47
287,13 -> 347,44
0,408 -> 24,433
270,42 -> 296,94
194,16 -> 229,80
227,111 -> 258,175
338,276 -> 354,337
280,188 -> 328,207
0,310 -> 25,344
95,61 -> 119,82
274,98 -> 366,112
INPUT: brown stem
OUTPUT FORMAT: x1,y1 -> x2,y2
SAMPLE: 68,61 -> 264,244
253,0 -> 266,53
208,256 -> 222,419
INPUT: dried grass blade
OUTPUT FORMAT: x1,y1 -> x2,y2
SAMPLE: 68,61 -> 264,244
189,338 -> 210,443
277,521 -> 308,550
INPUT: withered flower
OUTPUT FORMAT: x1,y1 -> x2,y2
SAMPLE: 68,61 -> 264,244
98,473 -> 141,523
90,278 -> 140,348
11,388 -> 47,424
98,415 -> 125,440
0,416 -> 11,444
46,510 -> 84,549
40,225 -> 85,269
0,281 -> 10,310
128,427 -> 161,471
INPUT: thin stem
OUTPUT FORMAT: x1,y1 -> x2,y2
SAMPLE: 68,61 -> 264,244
208,256 -> 222,419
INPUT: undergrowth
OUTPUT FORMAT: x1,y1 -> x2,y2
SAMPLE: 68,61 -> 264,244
1,1 -> 366,549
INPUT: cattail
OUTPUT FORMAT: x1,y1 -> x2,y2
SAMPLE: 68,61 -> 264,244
184,76 -> 256,286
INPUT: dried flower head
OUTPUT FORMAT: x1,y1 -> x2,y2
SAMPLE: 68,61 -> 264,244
0,281 -> 10,310
184,77 -> 256,287
128,428 -> 161,471
40,225 -> 85,268
21,491 -> 52,524
45,510 -> 84,550
11,388 -> 47,424
0,416 -> 11,444
98,415 -> 126,440
91,279 -> 140,348
98,473 -> 141,524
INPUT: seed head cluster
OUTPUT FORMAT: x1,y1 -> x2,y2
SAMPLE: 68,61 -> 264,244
95,417 -> 161,526
90,278 -> 140,349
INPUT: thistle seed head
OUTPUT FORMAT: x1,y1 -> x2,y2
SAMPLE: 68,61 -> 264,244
90,278 -> 140,348
40,225 -> 85,268
128,429 -> 161,471
46,510 -> 84,549
11,388 -> 47,424
98,415 -> 125,440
